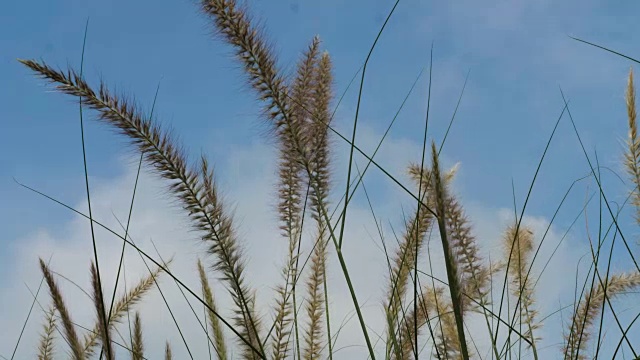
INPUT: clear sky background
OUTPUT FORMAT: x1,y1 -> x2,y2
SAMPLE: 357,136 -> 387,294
3,0 -> 640,358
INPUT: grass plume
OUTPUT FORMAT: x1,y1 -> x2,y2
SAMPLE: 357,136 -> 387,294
131,312 -> 144,360
624,67 -> 640,225
431,141 -> 470,359
37,305 -> 56,360
198,258 -> 229,360
39,258 -> 85,360
270,36 -> 321,360
90,262 -> 114,360
83,260 -> 167,356
502,224 -> 539,354
565,272 -> 640,359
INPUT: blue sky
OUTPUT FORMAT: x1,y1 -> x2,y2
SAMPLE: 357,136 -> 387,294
3,0 -> 640,358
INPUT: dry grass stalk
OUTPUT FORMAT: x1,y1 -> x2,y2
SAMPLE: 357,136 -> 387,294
445,195 -> 490,313
38,305 -> 57,360
90,262 -> 114,360
397,285 -> 461,359
385,169 -> 435,358
306,51 -> 334,222
270,36 -> 321,360
416,164 -> 492,306
395,286 -> 440,359
434,296 -> 462,359
565,271 -> 640,359
83,261 -> 167,356
384,164 -> 458,358
302,50 -> 335,360
410,162 -> 497,358
303,229 -> 328,360
200,0 -> 303,155
132,312 -> 144,360
270,262 -> 295,360
442,190 -> 494,359
200,157 -> 263,359
39,258 -> 85,360
283,35 -> 320,236
431,141 -> 470,359
503,224 -> 539,350
624,68 -> 640,225
198,259 -> 229,360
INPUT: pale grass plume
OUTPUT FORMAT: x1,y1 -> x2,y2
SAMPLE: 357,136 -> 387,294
83,260 -> 168,357
564,271 -> 640,359
269,262 -> 295,360
278,37 -> 318,269
433,293 -> 463,359
198,258 -> 229,360
200,0 -> 300,145
307,51 -> 334,221
624,67 -> 640,225
395,286 -> 440,360
132,312 -> 144,360
302,48 -> 335,360
89,262 -> 114,360
442,174 -> 496,359
39,258 -> 85,360
445,192 -> 490,313
431,141 -> 470,359
37,305 -> 57,360
384,163 -> 458,359
502,224 -> 540,353
303,229 -> 328,360
411,162 -> 498,358
420,148 -> 515,358
384,166 -> 436,359
270,35 -> 321,360
385,164 -> 459,358
199,156 -> 263,359
399,285 -> 461,359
